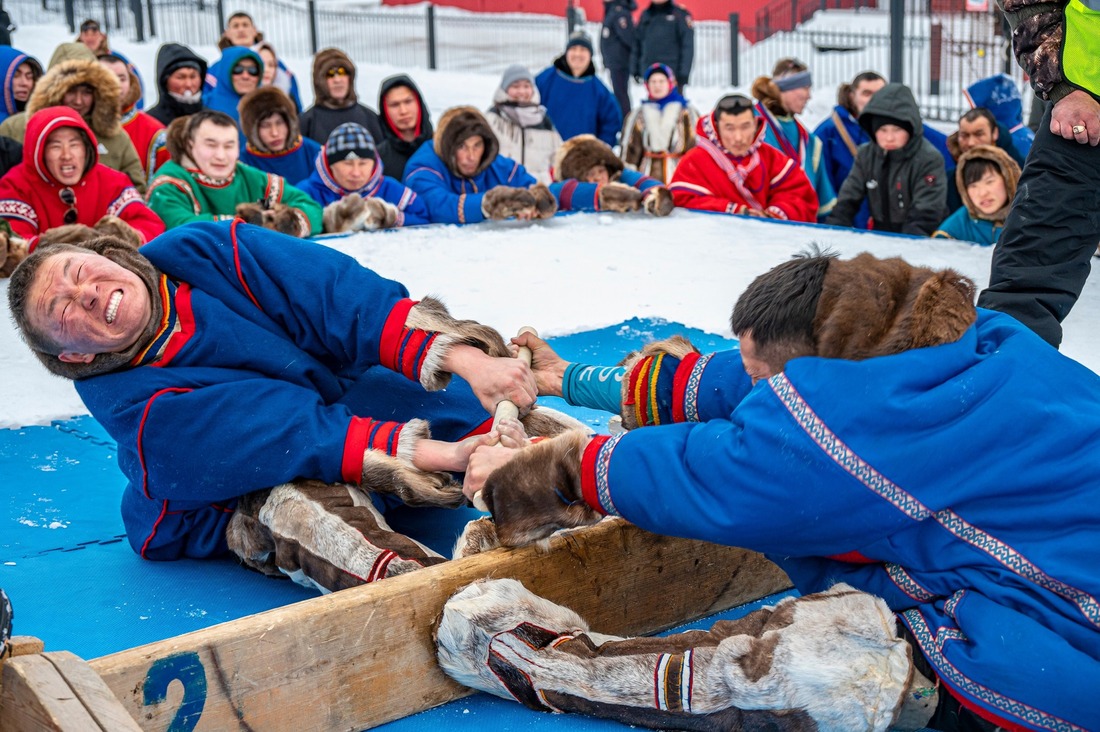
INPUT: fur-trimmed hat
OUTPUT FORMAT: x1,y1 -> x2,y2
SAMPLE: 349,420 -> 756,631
324,122 -> 376,165
311,48 -> 357,108
238,86 -> 299,153
27,58 -> 122,139
552,134 -> 623,182
955,144 -> 1020,224
434,106 -> 498,179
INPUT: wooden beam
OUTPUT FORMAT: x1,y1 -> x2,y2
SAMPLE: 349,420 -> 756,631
0,652 -> 142,732
84,519 -> 790,731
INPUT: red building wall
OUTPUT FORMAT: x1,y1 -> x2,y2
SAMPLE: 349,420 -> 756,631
382,0 -> 761,23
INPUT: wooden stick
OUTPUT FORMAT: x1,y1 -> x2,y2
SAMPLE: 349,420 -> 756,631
473,326 -> 537,511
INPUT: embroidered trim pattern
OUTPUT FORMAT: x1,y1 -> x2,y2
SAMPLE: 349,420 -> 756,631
681,353 -> 712,423
886,563 -> 937,602
593,432 -> 625,516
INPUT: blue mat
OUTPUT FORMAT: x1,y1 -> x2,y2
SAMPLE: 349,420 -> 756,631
4,320 -> 790,730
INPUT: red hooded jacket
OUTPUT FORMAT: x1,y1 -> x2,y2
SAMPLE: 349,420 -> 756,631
0,106 -> 165,250
668,112 -> 818,223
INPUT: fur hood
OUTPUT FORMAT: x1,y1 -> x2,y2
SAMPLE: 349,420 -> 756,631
0,48 -> 42,117
28,58 -> 121,138
47,42 -> 95,69
814,253 -> 976,360
552,134 -> 622,182
24,106 -> 98,181
163,115 -> 192,166
434,106 -> 498,178
954,144 -> 1020,224
239,86 -> 300,153
311,48 -> 357,108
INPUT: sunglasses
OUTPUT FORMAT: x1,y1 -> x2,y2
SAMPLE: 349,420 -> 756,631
80,23 -> 101,32
715,95 -> 754,115
326,66 -> 349,78
59,187 -> 77,225
231,64 -> 260,77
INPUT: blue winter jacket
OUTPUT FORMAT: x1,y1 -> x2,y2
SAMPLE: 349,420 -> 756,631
298,152 -> 430,227
578,310 -> 1100,730
535,58 -> 622,147
75,221 -> 490,561
932,206 -> 1003,246
550,169 -> 661,212
240,135 -> 322,188
966,74 -> 1035,159
813,105 -> 870,228
403,143 -> 536,225
0,47 -> 39,123
202,47 -> 264,123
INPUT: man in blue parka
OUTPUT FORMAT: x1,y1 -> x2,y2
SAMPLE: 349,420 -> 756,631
965,73 -> 1035,159
6,221 -> 586,594
404,106 -> 558,225
0,46 -> 41,124
451,252 -> 1100,731
201,45 -> 263,124
535,31 -> 622,148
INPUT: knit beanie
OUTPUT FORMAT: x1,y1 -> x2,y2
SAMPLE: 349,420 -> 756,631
499,64 -> 534,92
566,30 -> 594,55
325,122 -> 376,165
870,114 -> 913,138
165,58 -> 202,76
644,63 -> 676,85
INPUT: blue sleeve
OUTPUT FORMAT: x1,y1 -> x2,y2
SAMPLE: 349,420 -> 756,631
619,168 -> 662,192
490,156 -> 537,187
380,178 -> 432,227
562,363 -> 626,413
404,157 -> 486,225
144,221 -> 411,371
596,83 -> 624,147
534,67 -> 552,102
549,179 -> 600,211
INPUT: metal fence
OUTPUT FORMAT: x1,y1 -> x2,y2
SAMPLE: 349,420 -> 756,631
2,0 -> 1022,121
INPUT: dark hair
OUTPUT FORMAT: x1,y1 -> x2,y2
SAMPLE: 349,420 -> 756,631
959,107 -> 997,130
730,251 -> 835,369
714,94 -> 754,121
96,53 -> 126,65
186,109 -> 237,134
771,57 -> 807,77
79,19 -> 101,32
838,71 -> 885,112
961,156 -> 1002,188
227,11 -> 254,24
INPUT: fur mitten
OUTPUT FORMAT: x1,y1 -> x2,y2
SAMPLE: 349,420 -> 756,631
361,418 -> 466,508
94,215 -> 144,248
236,202 -> 308,237
235,201 -> 267,226
598,182 -> 644,213
323,194 -> 400,233
0,224 -> 28,278
528,183 -> 558,219
481,185 -> 537,220
642,186 -> 674,217
479,430 -> 601,547
617,335 -> 701,430
35,223 -> 98,247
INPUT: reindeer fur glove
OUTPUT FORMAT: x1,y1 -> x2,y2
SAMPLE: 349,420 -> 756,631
598,182 -> 645,213
0,223 -> 27,277
361,418 -> 467,508
481,185 -> 537,220
236,202 -> 309,237
93,215 -> 145,247
528,183 -> 558,219
323,194 -> 400,233
479,430 -> 602,547
642,186 -> 675,216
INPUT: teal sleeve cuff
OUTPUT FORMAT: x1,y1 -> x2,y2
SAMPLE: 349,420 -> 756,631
562,363 -> 626,414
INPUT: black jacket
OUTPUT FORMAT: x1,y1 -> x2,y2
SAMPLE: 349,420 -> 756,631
601,0 -> 636,71
147,43 -> 208,126
300,103 -> 384,147
828,84 -> 947,235
376,74 -> 434,182
631,1 -> 694,84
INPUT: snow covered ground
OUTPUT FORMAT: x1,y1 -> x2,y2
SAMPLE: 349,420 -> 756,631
2,22 -> 1097,430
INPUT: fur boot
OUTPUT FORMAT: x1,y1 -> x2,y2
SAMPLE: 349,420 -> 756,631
478,430 -> 600,547
481,185 -> 537,220
403,295 -> 510,391
323,194 -> 399,233
437,580 -> 930,731
617,335 -> 701,430
452,516 -> 501,559
93,215 -> 144,248
598,182 -> 644,213
226,480 -> 447,593
642,187 -> 675,217
529,183 -> 558,219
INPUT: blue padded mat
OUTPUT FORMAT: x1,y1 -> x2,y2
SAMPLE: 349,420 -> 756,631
3,319 -> 773,730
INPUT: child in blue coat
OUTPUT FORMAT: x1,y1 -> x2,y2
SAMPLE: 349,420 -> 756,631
238,86 -> 321,187
933,144 -> 1019,246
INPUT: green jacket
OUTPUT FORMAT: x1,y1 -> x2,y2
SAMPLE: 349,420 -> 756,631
998,0 -> 1100,102
147,160 -> 323,235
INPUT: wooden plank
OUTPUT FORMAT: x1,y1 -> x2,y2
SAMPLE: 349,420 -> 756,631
86,519 -> 790,732
0,652 -> 139,732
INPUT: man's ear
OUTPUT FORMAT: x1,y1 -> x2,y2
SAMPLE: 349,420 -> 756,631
991,125 -> 999,141
58,352 -> 95,364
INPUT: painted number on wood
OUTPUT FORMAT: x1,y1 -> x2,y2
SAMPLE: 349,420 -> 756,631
143,651 -> 208,732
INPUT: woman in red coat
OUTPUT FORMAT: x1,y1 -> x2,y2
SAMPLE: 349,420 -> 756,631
0,106 -> 165,251
669,94 -> 819,223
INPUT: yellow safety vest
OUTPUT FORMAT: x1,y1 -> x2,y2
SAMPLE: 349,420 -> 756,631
1064,0 -> 1100,97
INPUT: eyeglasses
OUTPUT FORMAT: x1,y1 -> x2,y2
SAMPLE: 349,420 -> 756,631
326,66 -> 349,78
231,64 -> 260,77
715,94 -> 754,115
80,22 -> 101,32
59,187 -> 77,225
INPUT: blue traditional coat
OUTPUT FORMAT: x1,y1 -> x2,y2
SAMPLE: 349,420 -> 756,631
403,144 -> 536,225
578,310 -> 1100,731
933,206 -> 1003,246
754,101 -> 835,220
239,135 -> 322,188
549,169 -> 662,212
75,221 -> 490,561
297,153 -> 429,227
